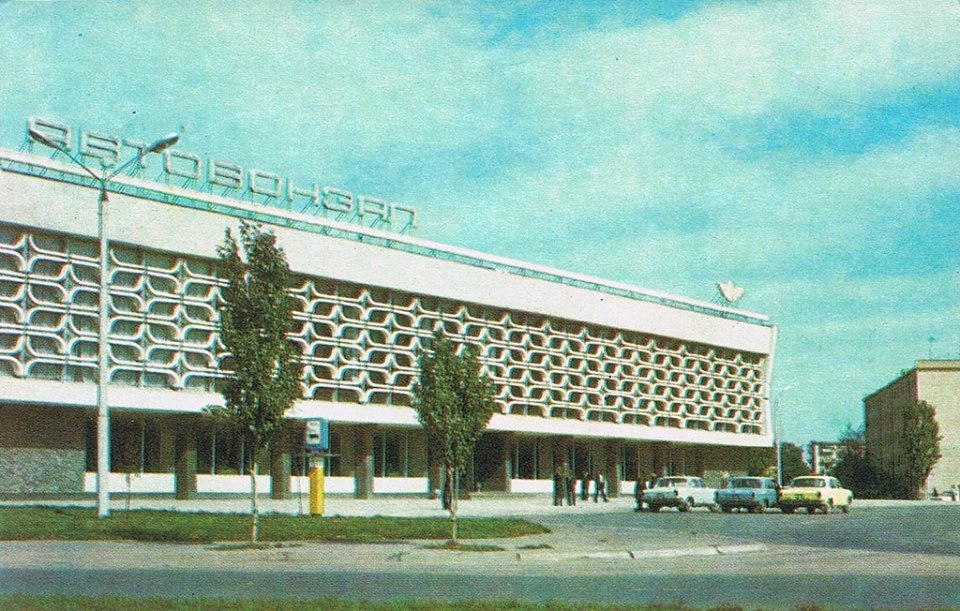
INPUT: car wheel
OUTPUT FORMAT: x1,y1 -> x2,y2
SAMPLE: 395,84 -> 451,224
650,504 -> 662,512
678,500 -> 691,512
749,503 -> 763,514
721,505 -> 733,513
806,506 -> 817,514
841,500 -> 851,514
782,506 -> 795,514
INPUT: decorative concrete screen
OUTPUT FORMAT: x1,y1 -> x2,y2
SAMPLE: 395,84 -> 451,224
0,225 -> 766,436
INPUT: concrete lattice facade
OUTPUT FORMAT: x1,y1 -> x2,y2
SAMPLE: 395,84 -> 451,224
0,224 -> 768,432
865,360 -> 960,493
0,146 -> 778,497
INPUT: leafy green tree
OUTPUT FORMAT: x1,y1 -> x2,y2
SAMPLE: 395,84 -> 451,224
208,222 -> 301,543
747,447 -> 775,477
780,442 -> 811,484
832,423 -> 884,498
900,400 -> 942,499
413,331 -> 497,544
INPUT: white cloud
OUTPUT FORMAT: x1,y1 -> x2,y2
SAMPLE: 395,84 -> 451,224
523,0 -> 960,129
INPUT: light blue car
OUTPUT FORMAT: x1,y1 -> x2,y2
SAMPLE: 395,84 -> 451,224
716,476 -> 779,513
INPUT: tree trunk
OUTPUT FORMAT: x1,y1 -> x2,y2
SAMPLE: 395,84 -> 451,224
250,460 -> 259,543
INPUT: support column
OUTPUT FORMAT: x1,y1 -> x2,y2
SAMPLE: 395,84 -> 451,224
605,441 -> 621,497
270,429 -> 292,500
174,422 -> 197,500
354,426 -> 375,499
501,433 -> 516,493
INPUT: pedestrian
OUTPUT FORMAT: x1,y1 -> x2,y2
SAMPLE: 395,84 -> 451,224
952,484 -> 959,503
594,471 -> 608,503
580,471 -> 589,501
552,465 -> 564,506
565,464 -> 576,506
634,472 -> 647,512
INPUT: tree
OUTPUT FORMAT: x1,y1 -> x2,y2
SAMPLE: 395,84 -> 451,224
208,221 -> 301,543
413,331 -> 497,544
832,423 -> 884,498
746,447 -> 775,477
900,400 -> 942,499
780,442 -> 811,484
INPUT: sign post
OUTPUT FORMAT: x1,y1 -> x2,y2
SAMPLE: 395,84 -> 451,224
304,418 -> 329,516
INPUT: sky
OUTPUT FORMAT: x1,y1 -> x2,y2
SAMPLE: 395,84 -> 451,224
2,0 -> 959,444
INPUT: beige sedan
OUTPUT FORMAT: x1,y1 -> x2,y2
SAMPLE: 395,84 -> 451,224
778,475 -> 853,514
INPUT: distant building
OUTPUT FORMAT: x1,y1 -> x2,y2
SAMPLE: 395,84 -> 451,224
864,360 -> 960,493
807,441 -> 842,475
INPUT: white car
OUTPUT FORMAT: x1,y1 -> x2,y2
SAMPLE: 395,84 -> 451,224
643,476 -> 718,512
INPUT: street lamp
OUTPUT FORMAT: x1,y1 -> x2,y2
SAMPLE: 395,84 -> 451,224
29,128 -> 179,519
773,385 -> 793,488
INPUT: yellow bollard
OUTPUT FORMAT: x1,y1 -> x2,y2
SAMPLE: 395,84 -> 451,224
309,462 -> 325,516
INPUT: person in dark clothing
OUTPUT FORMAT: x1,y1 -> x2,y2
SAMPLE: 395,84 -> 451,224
594,471 -> 608,503
552,465 -> 564,506
634,472 -> 647,511
565,465 -> 576,506
580,472 -> 589,501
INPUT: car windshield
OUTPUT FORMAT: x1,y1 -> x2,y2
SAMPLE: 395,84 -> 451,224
790,477 -> 825,487
655,478 -> 689,488
728,478 -> 760,488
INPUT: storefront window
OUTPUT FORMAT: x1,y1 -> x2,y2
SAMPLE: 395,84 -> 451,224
85,418 -> 96,471
514,437 -> 538,479
197,429 -> 213,474
572,442 -> 593,479
623,446 -> 639,481
212,429 -> 249,475
143,420 -> 163,473
374,430 -> 407,477
111,419 -> 141,473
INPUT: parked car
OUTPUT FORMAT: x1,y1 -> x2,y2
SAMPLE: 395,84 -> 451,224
778,475 -> 853,514
643,476 -> 717,512
716,476 -> 779,513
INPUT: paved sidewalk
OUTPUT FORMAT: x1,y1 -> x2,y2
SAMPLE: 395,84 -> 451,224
1,494 -> 768,572
2,494 -> 946,574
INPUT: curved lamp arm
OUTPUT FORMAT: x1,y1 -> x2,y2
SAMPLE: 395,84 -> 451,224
28,128 -> 101,182
29,128 -> 180,184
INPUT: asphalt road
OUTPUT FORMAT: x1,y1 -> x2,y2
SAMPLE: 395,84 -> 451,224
5,568 -> 958,608
537,502 -> 960,558
4,502 -> 960,607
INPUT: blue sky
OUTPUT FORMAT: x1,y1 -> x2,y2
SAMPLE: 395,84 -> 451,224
2,0 -> 959,444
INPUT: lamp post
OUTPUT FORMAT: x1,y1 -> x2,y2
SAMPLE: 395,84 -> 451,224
773,385 -> 793,488
28,128 -> 179,519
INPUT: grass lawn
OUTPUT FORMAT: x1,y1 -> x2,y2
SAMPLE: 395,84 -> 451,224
0,506 -> 548,543
0,597 -> 716,610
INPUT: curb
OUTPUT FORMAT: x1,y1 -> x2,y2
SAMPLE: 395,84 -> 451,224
571,543 -> 767,560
